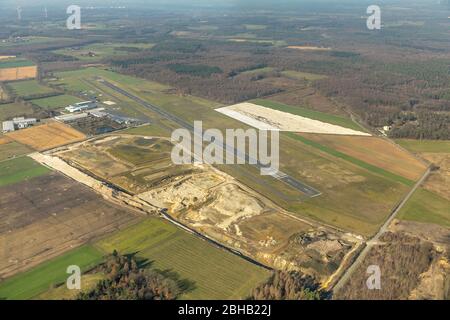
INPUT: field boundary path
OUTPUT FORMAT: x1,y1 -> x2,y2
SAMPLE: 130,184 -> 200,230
332,166 -> 432,293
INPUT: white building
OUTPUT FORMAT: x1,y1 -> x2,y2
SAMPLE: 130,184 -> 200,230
2,121 -> 14,133
2,117 -> 37,132
54,113 -> 89,122
13,117 -> 37,129
65,101 -> 97,113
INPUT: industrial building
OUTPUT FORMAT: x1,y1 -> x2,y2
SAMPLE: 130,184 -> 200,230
54,113 -> 89,123
65,101 -> 97,113
2,117 -> 37,133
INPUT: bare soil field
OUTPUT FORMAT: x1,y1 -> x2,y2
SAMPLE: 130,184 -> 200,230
58,135 -> 194,194
216,102 -> 370,136
421,153 -> 450,200
0,172 -> 140,279
7,121 -> 86,151
0,135 -> 11,145
298,133 -> 427,181
0,66 -> 37,81
390,219 -> 450,247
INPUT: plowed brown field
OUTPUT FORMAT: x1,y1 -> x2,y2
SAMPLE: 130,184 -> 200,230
7,121 -> 86,151
0,66 -> 37,81
299,133 -> 427,181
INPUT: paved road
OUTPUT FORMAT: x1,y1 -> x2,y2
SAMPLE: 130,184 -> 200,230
100,78 -> 321,198
332,166 -> 432,293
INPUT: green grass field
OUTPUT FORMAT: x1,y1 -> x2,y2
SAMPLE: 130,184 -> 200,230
0,157 -> 50,187
398,188 -> 450,227
36,273 -> 106,300
241,67 -> 275,75
251,99 -> 365,132
52,67 -> 170,93
95,218 -> 270,299
6,80 -> 56,98
54,42 -> 154,61
0,141 -> 33,161
0,59 -> 35,69
30,94 -> 82,110
395,139 -> 450,153
281,70 -> 327,81
0,246 -> 103,300
0,37 -> 72,48
121,124 -> 171,137
0,102 -> 35,121
109,141 -> 172,166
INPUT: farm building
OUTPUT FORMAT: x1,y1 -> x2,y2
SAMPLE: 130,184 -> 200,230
2,117 -> 37,132
65,101 -> 97,113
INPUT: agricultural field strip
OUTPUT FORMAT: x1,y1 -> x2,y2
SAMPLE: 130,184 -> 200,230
94,218 -> 271,299
289,133 -> 416,186
397,188 -> 450,228
0,157 -> 50,187
99,78 -> 321,198
0,246 -> 103,300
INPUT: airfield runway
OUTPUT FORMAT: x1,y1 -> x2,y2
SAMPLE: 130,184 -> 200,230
99,78 -> 321,198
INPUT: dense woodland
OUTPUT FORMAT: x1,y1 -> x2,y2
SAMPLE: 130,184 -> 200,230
248,271 -> 325,300
335,232 -> 435,300
106,36 -> 450,139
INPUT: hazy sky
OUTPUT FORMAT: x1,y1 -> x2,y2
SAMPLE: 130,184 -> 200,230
0,0 -> 439,13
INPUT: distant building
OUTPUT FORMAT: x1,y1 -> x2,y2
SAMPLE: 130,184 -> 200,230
65,101 -> 97,113
2,117 -> 37,132
54,113 -> 89,122
89,110 -> 108,118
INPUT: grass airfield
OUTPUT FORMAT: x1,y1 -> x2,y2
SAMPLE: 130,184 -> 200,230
0,66 -> 435,300
49,67 -> 427,237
